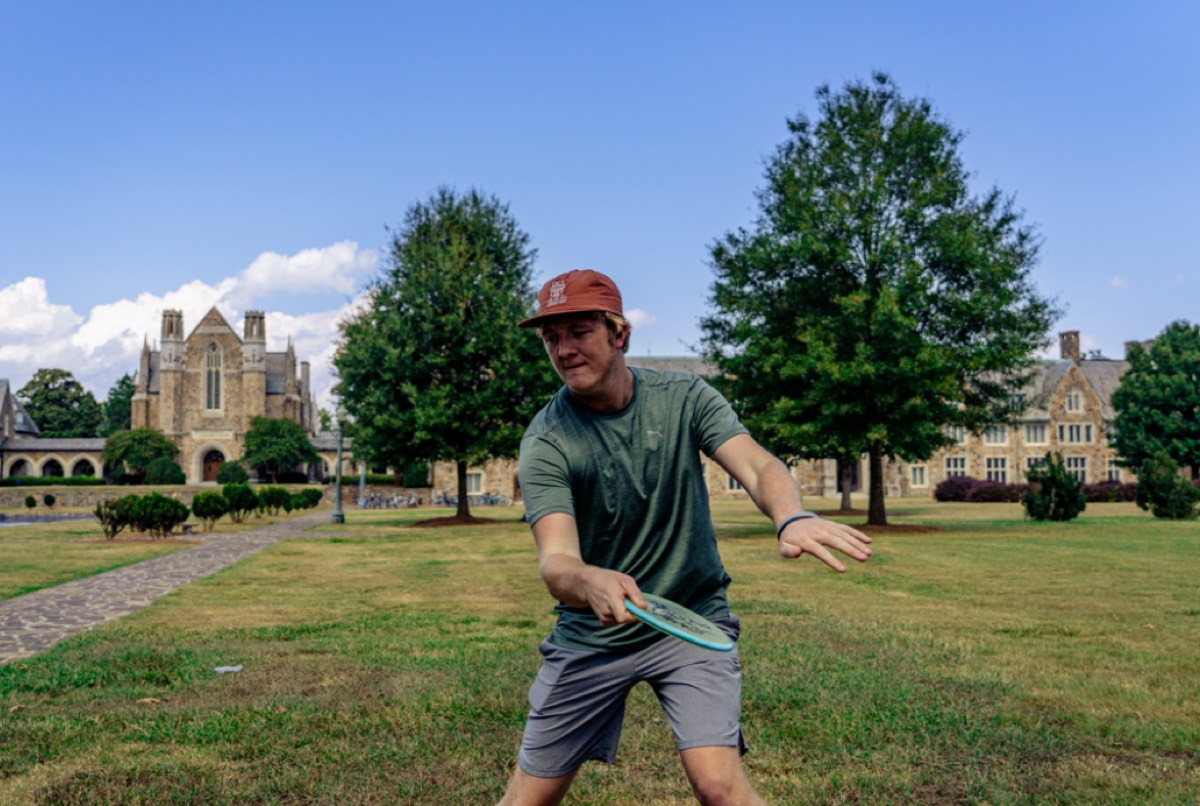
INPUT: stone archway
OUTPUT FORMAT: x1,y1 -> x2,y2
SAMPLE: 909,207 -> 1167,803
202,449 -> 225,482
41,459 -> 64,478
6,458 -> 32,478
71,459 -> 96,477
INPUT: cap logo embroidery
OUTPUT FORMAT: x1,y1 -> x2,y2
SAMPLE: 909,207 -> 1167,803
547,280 -> 568,308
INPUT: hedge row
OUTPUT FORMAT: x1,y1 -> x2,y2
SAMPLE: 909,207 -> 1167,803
1,476 -> 106,487
92,485 -> 326,539
934,476 -> 1139,503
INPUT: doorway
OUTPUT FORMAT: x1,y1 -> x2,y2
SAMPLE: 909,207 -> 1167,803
203,450 -> 225,482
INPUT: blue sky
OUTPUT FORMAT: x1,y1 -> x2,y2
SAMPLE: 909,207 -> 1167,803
1,1 -> 1196,409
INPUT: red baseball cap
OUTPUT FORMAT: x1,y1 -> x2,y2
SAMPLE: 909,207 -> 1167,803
519,269 -> 624,328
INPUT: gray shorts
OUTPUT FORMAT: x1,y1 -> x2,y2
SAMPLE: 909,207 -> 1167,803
517,614 -> 745,778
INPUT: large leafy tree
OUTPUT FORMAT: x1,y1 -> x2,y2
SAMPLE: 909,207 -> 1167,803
102,428 -> 179,482
241,416 -> 319,483
702,73 -> 1058,525
335,187 -> 558,518
17,368 -> 103,438
1112,320 -> 1200,479
100,373 -> 136,437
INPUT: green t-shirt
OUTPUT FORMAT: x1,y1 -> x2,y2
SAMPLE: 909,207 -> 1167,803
519,367 -> 749,652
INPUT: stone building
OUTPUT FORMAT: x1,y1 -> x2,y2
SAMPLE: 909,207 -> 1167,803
436,333 -> 1140,503
0,378 -> 107,479
131,308 -> 323,483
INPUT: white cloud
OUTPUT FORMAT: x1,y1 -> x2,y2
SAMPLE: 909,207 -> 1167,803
626,308 -> 657,331
1110,275 -> 1129,288
0,277 -> 82,337
0,243 -> 377,404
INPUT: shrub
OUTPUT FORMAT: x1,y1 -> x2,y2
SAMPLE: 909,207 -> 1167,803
93,496 -> 139,540
215,462 -> 250,485
967,481 -> 1028,503
145,456 -> 186,485
223,483 -> 259,524
260,486 -> 292,516
132,492 -> 190,537
934,475 -> 978,502
0,476 -> 105,487
1135,451 -> 1200,520
1023,453 -> 1087,521
42,493 -> 56,508
24,495 -> 36,510
191,492 -> 229,531
1082,481 -> 1138,503
298,488 -> 324,508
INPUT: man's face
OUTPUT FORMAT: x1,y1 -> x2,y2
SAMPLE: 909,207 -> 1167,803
539,314 -> 626,398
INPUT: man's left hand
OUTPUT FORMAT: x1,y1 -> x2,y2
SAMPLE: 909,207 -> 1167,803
778,517 -> 872,572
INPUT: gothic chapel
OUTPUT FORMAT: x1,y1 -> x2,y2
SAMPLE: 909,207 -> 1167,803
132,308 -> 318,483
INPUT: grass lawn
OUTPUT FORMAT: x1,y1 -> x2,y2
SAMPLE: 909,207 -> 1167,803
1,499 -> 1196,804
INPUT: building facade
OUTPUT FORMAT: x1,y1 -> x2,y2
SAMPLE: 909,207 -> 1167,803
131,308 -> 321,483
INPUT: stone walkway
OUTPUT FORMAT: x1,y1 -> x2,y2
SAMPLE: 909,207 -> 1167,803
0,511 -> 337,666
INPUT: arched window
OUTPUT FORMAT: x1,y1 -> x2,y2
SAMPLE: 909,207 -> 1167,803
42,459 -> 64,477
72,459 -> 95,477
205,344 -> 222,410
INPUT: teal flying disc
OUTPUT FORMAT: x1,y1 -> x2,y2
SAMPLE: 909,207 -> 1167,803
624,594 -> 734,652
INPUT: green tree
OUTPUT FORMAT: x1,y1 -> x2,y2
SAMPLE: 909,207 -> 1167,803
100,373 -> 136,437
318,408 -> 333,433
1112,320 -> 1200,480
335,187 -> 558,519
241,417 -> 318,483
17,368 -> 103,438
102,428 -> 179,483
701,73 -> 1058,525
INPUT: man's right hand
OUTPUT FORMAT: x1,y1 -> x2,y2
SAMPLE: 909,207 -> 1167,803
580,566 -> 645,626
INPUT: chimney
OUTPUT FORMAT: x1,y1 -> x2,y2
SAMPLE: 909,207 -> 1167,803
1059,330 -> 1080,362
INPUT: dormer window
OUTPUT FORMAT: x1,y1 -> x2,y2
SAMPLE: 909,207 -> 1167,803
205,345 -> 222,410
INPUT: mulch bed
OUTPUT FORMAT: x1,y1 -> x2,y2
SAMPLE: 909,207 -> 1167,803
413,515 -> 506,528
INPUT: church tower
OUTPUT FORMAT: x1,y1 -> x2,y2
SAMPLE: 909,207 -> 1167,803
241,310 -> 267,427
131,337 -> 153,428
157,310 -> 185,436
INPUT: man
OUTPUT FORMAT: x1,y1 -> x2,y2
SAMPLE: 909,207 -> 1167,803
500,270 -> 872,805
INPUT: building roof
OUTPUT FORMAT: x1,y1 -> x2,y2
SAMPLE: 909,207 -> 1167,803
627,356 -> 716,376
0,379 -> 42,437
1,437 -> 107,452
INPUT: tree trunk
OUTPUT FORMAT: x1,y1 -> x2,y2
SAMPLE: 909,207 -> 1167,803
456,460 -> 471,519
839,459 -> 853,511
867,444 -> 888,526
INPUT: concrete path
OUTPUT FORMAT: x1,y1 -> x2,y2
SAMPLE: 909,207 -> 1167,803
0,511 -> 337,666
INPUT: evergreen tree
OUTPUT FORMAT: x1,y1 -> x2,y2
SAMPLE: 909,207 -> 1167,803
335,187 -> 558,519
100,373 -> 136,437
702,73 -> 1058,524
1112,320 -> 1200,479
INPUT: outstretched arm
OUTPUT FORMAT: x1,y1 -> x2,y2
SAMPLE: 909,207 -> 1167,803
711,434 -> 873,572
530,512 -> 647,625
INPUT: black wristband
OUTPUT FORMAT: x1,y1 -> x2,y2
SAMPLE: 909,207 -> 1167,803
776,512 -> 819,539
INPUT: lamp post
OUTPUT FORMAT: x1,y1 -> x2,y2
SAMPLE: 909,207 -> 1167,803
331,402 -> 347,524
